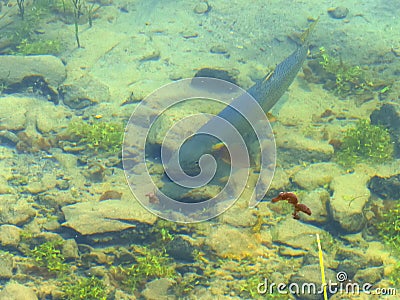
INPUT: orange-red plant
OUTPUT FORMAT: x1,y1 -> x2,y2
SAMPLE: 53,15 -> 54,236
272,192 -> 311,220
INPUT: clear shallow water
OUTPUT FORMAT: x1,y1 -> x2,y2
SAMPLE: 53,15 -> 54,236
0,0 -> 399,299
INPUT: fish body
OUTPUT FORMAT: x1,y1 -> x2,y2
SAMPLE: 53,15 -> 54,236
162,21 -> 317,200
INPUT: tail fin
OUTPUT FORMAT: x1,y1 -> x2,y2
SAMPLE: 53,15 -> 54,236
299,17 -> 319,44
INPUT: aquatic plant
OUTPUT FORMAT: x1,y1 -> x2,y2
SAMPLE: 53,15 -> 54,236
239,275 -> 290,299
4,0 -> 96,54
5,0 -> 62,55
30,240 -> 69,276
67,119 -> 124,154
376,202 -> 400,256
71,0 -> 82,47
316,47 -> 375,98
0,82 -> 7,95
376,202 -> 400,288
335,119 -> 393,166
9,6 -> 43,46
151,219 -> 177,243
272,191 -> 312,220
16,38 -> 62,55
387,262 -> 400,288
17,0 -> 25,19
112,246 -> 176,292
86,1 -> 96,27
173,272 -> 204,296
62,276 -> 109,300
215,257 -> 287,299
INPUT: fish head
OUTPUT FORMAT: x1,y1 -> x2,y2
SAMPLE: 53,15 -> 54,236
163,134 -> 221,187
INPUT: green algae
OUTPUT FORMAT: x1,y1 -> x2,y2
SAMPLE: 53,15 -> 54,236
16,38 -> 62,55
112,246 -> 176,292
376,202 -> 400,256
335,119 -> 393,166
30,240 -> 69,277
317,47 -> 375,98
62,276 -> 109,300
68,119 -> 124,154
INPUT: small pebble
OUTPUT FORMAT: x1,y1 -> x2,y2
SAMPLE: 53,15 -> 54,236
181,31 -> 199,39
194,2 -> 210,14
169,72 -> 182,81
391,47 -> 400,57
328,6 -> 349,19
210,45 -> 228,54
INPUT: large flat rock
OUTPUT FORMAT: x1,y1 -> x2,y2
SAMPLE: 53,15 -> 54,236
62,199 -> 157,235
0,55 -> 66,87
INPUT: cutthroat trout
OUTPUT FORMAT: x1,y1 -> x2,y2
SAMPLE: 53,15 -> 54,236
162,20 -> 318,202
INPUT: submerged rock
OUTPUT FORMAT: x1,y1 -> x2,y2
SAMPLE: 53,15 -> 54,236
275,127 -> 334,164
327,6 -> 349,19
210,45 -> 229,56
0,55 -> 66,103
271,218 -> 324,251
61,199 -> 157,235
0,282 -> 38,300
205,224 -> 264,259
370,103 -> 400,158
141,278 -> 176,300
353,267 -> 383,285
0,225 -> 22,248
192,67 -> 239,86
289,264 -> 337,300
0,55 -> 66,88
165,236 -> 195,261
336,247 -> 369,274
193,2 -> 211,14
329,172 -> 370,232
62,239 -> 80,260
0,253 -> 14,279
292,162 -> 343,190
0,96 -> 70,152
368,173 -> 400,200
301,188 -> 330,224
59,74 -> 110,109
0,195 -> 36,226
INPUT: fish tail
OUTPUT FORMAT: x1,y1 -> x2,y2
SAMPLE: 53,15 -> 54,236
299,17 -> 319,44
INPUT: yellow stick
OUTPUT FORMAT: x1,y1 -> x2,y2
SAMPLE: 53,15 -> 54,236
316,233 -> 328,300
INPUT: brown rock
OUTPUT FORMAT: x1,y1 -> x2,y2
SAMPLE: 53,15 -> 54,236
0,224 -> 22,248
271,218 -> 324,251
0,253 -> 14,279
62,239 -> 79,260
0,195 -> 36,225
328,7 -> 349,19
354,267 -> 383,285
99,190 -> 123,201
0,282 -> 38,300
